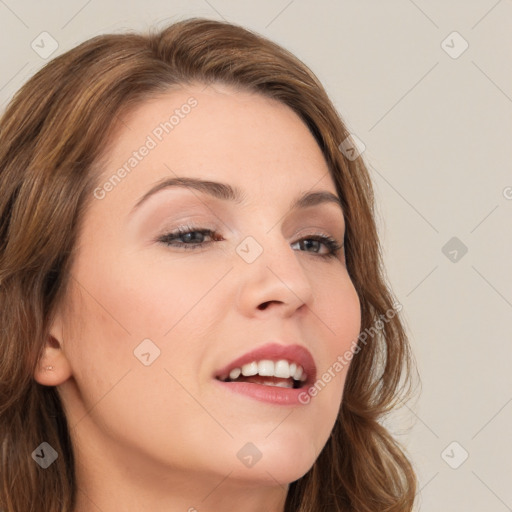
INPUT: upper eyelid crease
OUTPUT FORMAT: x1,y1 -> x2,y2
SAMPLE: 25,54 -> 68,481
129,176 -> 344,217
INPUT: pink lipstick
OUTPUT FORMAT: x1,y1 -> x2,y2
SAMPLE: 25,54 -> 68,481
214,342 -> 316,406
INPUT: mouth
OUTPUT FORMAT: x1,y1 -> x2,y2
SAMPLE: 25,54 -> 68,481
216,360 -> 308,389
213,342 -> 316,405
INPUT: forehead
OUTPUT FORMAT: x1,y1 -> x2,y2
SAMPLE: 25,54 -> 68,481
93,83 -> 338,216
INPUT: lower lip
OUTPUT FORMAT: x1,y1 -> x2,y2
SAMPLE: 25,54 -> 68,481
214,379 -> 311,406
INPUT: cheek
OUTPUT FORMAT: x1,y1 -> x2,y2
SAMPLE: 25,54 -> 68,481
315,269 -> 362,360
301,273 -> 361,418
107,254 -> 230,337
60,271 -> 217,466
63,254 -> 229,412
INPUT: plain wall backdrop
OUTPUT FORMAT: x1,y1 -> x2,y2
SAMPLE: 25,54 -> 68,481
1,1 -> 511,510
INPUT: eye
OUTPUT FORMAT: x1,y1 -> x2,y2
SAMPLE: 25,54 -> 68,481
290,234 -> 343,259
157,226 -> 219,251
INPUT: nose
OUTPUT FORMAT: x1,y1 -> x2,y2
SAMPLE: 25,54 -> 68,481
234,232 -> 315,318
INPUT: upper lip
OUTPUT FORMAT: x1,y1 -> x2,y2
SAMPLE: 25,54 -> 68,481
214,342 -> 317,386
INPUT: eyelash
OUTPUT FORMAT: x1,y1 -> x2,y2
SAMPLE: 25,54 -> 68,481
157,225 -> 343,260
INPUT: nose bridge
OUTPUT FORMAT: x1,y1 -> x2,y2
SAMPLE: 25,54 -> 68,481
234,225 -> 314,314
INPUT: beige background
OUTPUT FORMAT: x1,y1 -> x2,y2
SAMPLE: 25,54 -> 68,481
1,1 -> 511,510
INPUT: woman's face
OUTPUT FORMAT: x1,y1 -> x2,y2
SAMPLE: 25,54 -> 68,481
48,83 -> 361,494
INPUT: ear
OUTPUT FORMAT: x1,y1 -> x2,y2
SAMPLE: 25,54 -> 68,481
33,311 -> 73,386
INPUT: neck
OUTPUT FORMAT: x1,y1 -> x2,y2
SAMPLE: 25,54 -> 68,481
72,447 -> 289,512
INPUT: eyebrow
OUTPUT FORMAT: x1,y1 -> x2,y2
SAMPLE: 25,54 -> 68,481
129,176 -> 343,215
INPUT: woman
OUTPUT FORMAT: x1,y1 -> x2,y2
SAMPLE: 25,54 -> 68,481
0,18 -> 418,511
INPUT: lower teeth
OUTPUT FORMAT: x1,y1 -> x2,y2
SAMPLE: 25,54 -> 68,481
260,380 -> 292,388
224,376 -> 300,388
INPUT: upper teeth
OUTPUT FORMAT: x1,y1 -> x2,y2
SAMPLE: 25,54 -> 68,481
228,360 -> 307,381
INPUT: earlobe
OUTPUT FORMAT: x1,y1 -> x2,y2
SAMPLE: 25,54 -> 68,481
33,319 -> 73,386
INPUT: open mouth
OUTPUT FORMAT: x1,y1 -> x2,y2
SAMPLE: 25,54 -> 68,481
213,342 -> 316,405
216,359 -> 308,389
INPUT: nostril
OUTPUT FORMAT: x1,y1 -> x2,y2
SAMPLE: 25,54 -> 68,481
257,300 -> 280,311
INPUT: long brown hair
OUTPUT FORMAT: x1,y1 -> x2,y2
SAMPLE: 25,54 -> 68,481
0,17 -> 418,511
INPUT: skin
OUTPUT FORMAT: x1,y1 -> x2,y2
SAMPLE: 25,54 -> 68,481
34,83 -> 361,512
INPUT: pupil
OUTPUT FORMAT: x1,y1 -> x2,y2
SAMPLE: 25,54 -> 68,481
304,240 -> 319,252
184,232 -> 202,243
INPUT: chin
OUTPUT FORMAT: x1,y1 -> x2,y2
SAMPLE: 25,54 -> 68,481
226,430 -> 324,486
229,458 -> 315,488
